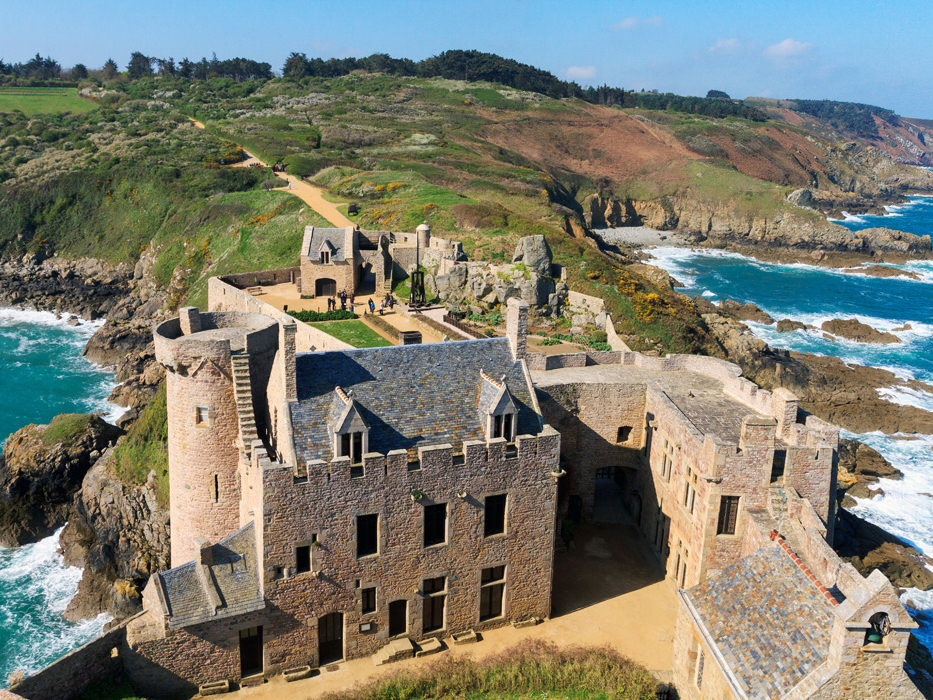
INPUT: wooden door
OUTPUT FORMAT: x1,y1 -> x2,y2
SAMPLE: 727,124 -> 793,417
239,626 -> 263,677
319,612 -> 344,665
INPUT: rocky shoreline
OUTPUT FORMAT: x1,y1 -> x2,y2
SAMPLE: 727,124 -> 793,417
0,252 -> 170,621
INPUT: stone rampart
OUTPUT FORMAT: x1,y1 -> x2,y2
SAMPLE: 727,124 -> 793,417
10,619 -> 132,700
208,276 -> 352,352
218,267 -> 299,288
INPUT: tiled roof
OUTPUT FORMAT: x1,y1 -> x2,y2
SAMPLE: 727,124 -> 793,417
158,522 -> 264,629
685,545 -> 836,700
290,338 -> 542,464
301,226 -> 352,262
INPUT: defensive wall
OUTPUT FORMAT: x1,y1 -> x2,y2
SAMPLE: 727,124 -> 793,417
208,274 -> 353,353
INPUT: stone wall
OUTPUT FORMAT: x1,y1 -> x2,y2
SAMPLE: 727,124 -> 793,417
208,277 -> 352,352
524,351 -> 622,371
218,267 -> 299,288
299,258 -> 357,298
11,620 -> 130,700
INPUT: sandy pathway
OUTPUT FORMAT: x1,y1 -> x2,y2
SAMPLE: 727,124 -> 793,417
188,119 -> 352,228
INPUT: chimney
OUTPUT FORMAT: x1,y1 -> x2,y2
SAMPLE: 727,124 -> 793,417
506,298 -> 528,360
179,307 -> 202,335
281,319 -> 297,402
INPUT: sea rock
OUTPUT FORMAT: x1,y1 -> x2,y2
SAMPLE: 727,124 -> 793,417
718,299 -> 775,324
821,318 -> 901,344
512,235 -> 553,275
60,450 -> 170,622
850,265 -> 921,280
776,319 -> 808,332
834,508 -> 933,591
626,263 -> 683,290
0,414 -> 122,547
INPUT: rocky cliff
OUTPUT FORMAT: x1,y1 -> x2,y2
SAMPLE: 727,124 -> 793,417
0,415 -> 121,547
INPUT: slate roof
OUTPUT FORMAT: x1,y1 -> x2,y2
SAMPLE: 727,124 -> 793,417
301,226 -> 352,262
157,522 -> 264,629
290,338 -> 542,464
684,546 -> 836,699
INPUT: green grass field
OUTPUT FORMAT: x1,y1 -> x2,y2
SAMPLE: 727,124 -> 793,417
0,87 -> 97,115
312,320 -> 393,348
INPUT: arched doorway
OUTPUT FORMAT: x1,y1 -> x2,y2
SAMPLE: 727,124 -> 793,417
316,278 -> 337,296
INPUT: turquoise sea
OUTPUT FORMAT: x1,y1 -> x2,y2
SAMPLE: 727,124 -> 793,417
646,195 -> 933,651
0,309 -> 118,683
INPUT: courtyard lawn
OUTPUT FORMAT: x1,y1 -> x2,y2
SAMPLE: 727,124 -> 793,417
0,87 -> 97,115
313,320 -> 392,348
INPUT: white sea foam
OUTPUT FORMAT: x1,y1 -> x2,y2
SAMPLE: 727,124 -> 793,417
0,307 -> 102,336
701,290 -> 717,298
877,385 -> 933,412
0,528 -> 111,679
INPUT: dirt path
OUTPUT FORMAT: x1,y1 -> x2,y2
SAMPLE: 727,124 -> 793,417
188,119 -> 353,228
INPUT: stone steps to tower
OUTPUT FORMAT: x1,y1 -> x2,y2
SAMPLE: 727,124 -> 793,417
230,352 -> 260,460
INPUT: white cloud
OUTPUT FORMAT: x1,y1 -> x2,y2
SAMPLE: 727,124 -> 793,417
612,16 -> 662,30
708,38 -> 742,55
566,65 -> 596,80
764,38 -> 813,58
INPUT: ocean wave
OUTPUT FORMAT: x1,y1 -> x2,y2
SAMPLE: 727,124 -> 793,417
0,528 -> 111,680
877,385 -> 933,412
0,307 -> 102,336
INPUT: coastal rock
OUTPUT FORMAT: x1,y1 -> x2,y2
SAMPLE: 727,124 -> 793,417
821,318 -> 901,344
776,319 -> 808,332
837,438 -> 903,503
834,508 -> 933,591
626,263 -> 683,290
512,235 -> 553,275
849,264 -> 921,280
60,450 -> 170,621
0,415 -> 122,547
718,299 -> 775,324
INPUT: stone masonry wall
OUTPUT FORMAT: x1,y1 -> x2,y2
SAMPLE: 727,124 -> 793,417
164,355 -> 241,567
299,259 -> 357,298
536,382 -> 645,520
256,428 -> 560,673
11,620 -> 130,700
208,277 -> 352,353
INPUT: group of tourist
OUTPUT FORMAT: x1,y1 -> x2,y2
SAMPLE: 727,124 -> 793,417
323,290 -> 397,315
367,292 -> 396,316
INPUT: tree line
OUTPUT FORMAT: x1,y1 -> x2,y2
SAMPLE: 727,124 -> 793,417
789,99 -> 898,139
0,49 -> 768,119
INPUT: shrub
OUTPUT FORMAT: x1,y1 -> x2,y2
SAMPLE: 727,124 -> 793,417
288,308 -> 358,322
284,153 -> 331,178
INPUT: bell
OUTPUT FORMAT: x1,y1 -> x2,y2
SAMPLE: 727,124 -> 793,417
866,631 -> 884,644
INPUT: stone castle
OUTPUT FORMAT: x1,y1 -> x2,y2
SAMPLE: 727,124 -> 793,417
7,231 -> 926,700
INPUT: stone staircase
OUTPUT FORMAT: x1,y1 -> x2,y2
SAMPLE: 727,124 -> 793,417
768,479 -> 787,523
231,353 -> 259,462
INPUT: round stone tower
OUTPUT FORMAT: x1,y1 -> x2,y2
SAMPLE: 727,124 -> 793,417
154,307 -> 279,566
416,222 -> 431,250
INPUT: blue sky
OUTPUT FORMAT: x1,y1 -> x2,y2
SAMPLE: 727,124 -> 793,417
4,0 -> 933,116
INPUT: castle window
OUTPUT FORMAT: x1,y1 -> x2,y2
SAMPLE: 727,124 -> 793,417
361,586 -> 376,614
357,513 -> 379,558
616,426 -> 632,443
424,503 -> 447,547
659,438 -> 675,481
683,468 -> 697,514
695,649 -> 705,689
320,250 -> 331,264
717,496 -> 740,535
296,545 -> 311,574
339,431 -> 365,465
491,412 -> 514,441
211,474 -> 219,503
195,405 -> 211,426
484,494 -> 507,537
422,576 -> 446,633
480,566 -> 505,621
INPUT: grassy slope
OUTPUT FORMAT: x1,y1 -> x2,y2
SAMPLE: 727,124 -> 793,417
0,87 -> 97,116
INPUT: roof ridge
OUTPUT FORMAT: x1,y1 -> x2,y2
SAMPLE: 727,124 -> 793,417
770,530 -> 839,607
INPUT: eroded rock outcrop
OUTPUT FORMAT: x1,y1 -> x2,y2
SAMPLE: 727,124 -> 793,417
821,318 -> 901,344
0,414 -> 121,547
60,451 -> 170,621
837,437 -> 904,503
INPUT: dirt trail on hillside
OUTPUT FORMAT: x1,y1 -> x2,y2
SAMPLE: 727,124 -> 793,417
188,119 -> 353,228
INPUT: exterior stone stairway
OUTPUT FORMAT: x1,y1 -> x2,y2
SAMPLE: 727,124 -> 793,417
230,353 -> 259,461
768,479 -> 787,523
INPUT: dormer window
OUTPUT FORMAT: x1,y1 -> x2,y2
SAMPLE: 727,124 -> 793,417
320,250 -> 331,264
492,413 -> 513,440
331,387 -> 369,465
339,431 -> 365,464
479,370 -> 518,443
